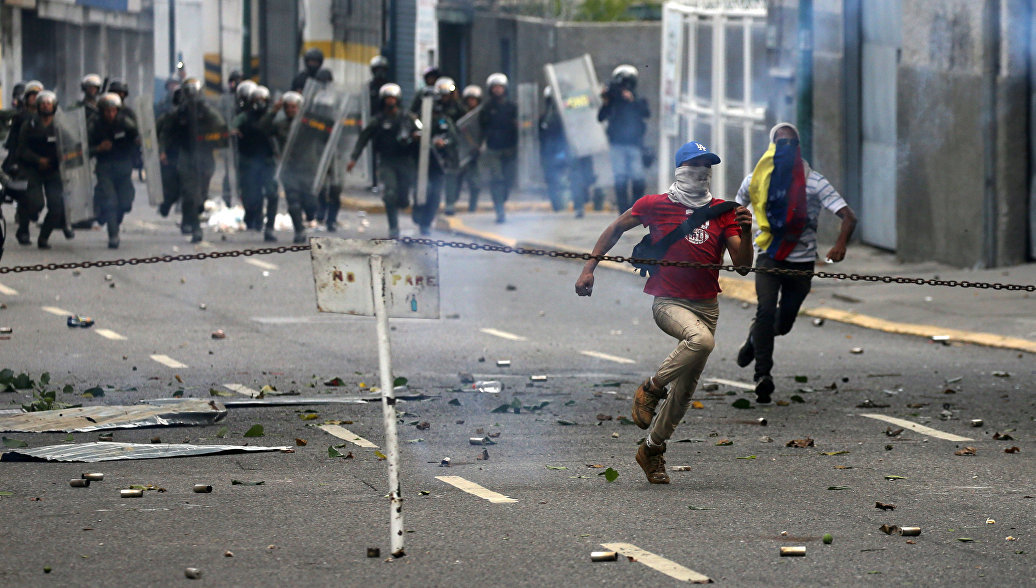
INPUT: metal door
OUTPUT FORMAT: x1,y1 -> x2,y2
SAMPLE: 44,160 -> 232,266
859,0 -> 901,250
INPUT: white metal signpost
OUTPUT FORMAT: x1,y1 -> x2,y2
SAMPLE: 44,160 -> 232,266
309,238 -> 440,558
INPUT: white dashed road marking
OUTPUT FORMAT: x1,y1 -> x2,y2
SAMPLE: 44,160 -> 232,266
41,306 -> 74,317
435,476 -> 518,504
0,282 -> 18,296
245,259 -> 279,271
599,543 -> 712,584
579,350 -> 636,365
704,377 -> 755,390
479,328 -> 528,342
224,383 -> 260,398
150,354 -> 188,369
95,329 -> 127,341
859,413 -> 973,442
318,424 -> 378,448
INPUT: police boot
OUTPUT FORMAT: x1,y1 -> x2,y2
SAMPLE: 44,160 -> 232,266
16,219 -> 31,246
289,208 -> 306,244
191,226 -> 203,244
468,190 -> 480,213
63,224 -> 75,240
37,224 -> 53,250
264,228 -> 277,243
631,180 -> 646,207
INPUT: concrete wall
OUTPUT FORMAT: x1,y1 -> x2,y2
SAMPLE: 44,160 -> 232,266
469,13 -> 662,190
897,0 -> 1029,267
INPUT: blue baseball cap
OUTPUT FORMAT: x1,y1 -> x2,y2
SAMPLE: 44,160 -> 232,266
674,141 -> 721,168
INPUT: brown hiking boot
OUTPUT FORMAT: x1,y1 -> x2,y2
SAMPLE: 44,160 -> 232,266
632,377 -> 665,429
636,441 -> 670,484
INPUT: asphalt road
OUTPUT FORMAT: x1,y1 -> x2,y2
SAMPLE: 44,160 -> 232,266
0,205 -> 1032,586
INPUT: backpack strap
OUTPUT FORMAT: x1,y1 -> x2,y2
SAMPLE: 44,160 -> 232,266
653,200 -> 739,253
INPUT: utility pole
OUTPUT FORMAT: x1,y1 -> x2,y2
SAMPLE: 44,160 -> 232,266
796,0 -> 813,162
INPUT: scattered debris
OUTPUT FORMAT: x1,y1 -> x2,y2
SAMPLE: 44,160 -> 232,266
230,480 -> 265,486
557,419 -> 576,426
930,335 -> 950,345
223,551 -> 233,558
439,457 -> 450,467
992,432 -> 1014,440
822,534 -> 833,545
120,489 -> 143,498
416,421 -> 430,431
986,519 -> 995,525
66,315 -> 95,328
1005,446 -> 1021,454
827,486 -> 851,491
731,398 -> 752,409
786,438 -> 815,448
469,437 -> 496,446
701,382 -> 719,392
591,551 -> 618,562
496,360 -> 511,367
856,399 -> 889,409
672,466 -> 692,472
956,537 -> 974,543
885,427 -> 904,437
243,424 -> 264,438
687,505 -> 715,510
474,380 -> 502,394
756,418 -> 767,426
850,347 -> 863,354
185,568 -> 202,580
691,401 -> 705,410
545,465 -> 568,470
193,485 -> 212,493
820,451 -> 849,456
600,468 -> 619,482
476,449 -> 489,460
610,432 -> 619,438
780,547 -> 806,557
69,478 -> 90,488
991,371 -> 1010,378
812,318 -> 824,327
295,438 -> 307,446
211,330 -> 226,340
1,442 -> 292,463
82,473 -> 103,481
367,548 -> 381,558
758,436 -> 774,443
954,446 -> 977,456
715,439 -> 733,446
875,502 -> 896,511
596,414 -> 613,421
530,375 -> 548,382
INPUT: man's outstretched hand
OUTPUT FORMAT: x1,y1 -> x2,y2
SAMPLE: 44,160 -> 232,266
575,271 -> 595,297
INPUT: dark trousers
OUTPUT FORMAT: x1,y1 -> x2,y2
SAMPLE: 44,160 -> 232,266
241,157 -> 276,230
177,152 -> 215,230
751,253 -> 814,379
26,172 -> 64,241
413,165 -> 445,231
96,159 -> 135,237
380,157 -> 414,236
320,184 -> 341,228
285,189 -> 316,233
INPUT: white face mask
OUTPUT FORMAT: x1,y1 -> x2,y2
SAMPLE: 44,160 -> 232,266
668,165 -> 713,208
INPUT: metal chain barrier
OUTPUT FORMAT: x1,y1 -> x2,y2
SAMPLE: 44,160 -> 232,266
0,238 -> 1032,292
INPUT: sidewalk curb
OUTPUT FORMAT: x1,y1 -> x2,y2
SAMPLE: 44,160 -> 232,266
439,216 -> 1036,355
341,196 -> 561,215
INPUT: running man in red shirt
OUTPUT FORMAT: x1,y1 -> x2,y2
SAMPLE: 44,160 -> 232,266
575,141 -> 753,484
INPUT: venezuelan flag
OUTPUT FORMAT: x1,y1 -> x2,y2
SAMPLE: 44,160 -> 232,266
748,143 -> 809,261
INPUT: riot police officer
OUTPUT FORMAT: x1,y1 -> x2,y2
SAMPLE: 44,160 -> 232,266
233,85 -> 278,241
478,73 -> 518,223
458,85 -> 483,212
263,91 -> 309,243
17,91 -> 71,249
291,48 -> 325,92
107,80 -> 135,121
367,55 -> 393,190
159,77 -> 227,243
413,77 -> 460,234
409,66 -> 441,115
89,92 -> 139,249
74,74 -> 102,117
6,82 -> 45,245
156,85 -> 182,218
347,83 -> 419,239
597,64 -> 650,213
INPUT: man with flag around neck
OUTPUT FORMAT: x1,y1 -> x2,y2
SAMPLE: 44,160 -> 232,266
734,123 -> 857,404
576,141 -> 754,484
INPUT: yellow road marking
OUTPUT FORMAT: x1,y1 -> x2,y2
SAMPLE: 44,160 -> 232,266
150,354 -> 188,369
41,306 -> 73,317
95,329 -> 126,341
600,542 -> 712,584
0,282 -> 18,296
435,475 -> 517,503
859,414 -> 973,442
318,424 -> 378,448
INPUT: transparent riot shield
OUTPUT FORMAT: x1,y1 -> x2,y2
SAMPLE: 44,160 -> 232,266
276,79 -> 351,196
454,104 -> 483,169
333,91 -> 370,189
134,94 -> 164,206
213,93 -> 240,204
516,82 -> 540,192
544,54 -> 611,158
54,108 -> 95,225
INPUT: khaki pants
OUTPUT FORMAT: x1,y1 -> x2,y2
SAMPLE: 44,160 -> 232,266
648,296 -> 719,446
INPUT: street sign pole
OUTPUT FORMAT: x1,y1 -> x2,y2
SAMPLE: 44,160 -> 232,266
369,253 -> 405,558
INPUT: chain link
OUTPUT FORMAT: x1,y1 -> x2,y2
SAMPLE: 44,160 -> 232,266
0,238 -> 1032,292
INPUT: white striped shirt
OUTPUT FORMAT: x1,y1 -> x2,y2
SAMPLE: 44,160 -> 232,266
734,170 -> 848,263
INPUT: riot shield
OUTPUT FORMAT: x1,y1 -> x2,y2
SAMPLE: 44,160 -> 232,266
134,94 -> 164,206
544,54 -> 611,158
214,94 -> 240,205
454,105 -> 483,169
54,108 -> 94,225
276,79 -> 350,196
333,91 -> 370,189
516,82 -> 540,191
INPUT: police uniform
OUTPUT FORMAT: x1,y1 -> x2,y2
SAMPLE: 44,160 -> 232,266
159,97 -> 227,242
351,109 -> 420,239
17,113 -> 65,248
478,95 -> 518,223
89,108 -> 139,247
233,108 -> 278,235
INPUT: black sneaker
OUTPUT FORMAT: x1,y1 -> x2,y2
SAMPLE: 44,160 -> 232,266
755,375 -> 774,404
736,335 -> 755,368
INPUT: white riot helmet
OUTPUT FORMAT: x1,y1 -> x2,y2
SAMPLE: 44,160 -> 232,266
370,55 -> 389,72
611,64 -> 639,89
281,91 -> 304,107
236,80 -> 257,103
486,73 -> 508,89
182,77 -> 204,98
81,74 -> 102,92
36,91 -> 59,114
462,85 -> 482,100
434,77 -> 456,97
249,85 -> 270,110
97,92 -> 122,110
379,83 -> 402,100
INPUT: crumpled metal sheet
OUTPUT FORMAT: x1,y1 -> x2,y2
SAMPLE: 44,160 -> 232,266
0,400 -> 226,433
142,394 -> 435,408
0,441 -> 294,463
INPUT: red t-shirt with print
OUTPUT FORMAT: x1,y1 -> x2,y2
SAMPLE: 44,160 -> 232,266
630,194 -> 741,300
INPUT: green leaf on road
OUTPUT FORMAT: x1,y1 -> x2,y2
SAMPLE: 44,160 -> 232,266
601,467 -> 619,482
231,480 -> 265,486
957,537 -> 974,542
617,416 -> 635,425
40,373 -> 50,386
821,451 -> 850,456
209,388 -> 233,397
62,385 -> 74,394
794,375 -> 808,383
822,534 -> 833,544
375,450 -> 387,460
64,433 -> 74,443
82,387 -> 104,398
243,424 -> 264,438
215,426 -> 228,439
731,398 -> 752,409
715,439 -> 733,446
393,377 -> 408,387
556,419 -> 576,426
827,486 -> 851,490
545,465 -> 568,470
564,400 -> 576,406
406,438 -> 425,444
736,455 -> 757,460
688,505 -> 716,510
491,404 -> 511,414
0,491 -> 13,497
448,398 -> 462,406
790,395 -> 805,403
328,446 -> 347,458
884,475 -> 908,480
172,389 -> 184,398
2,437 -> 28,448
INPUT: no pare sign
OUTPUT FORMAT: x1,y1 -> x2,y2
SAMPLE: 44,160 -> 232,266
309,238 -> 440,319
